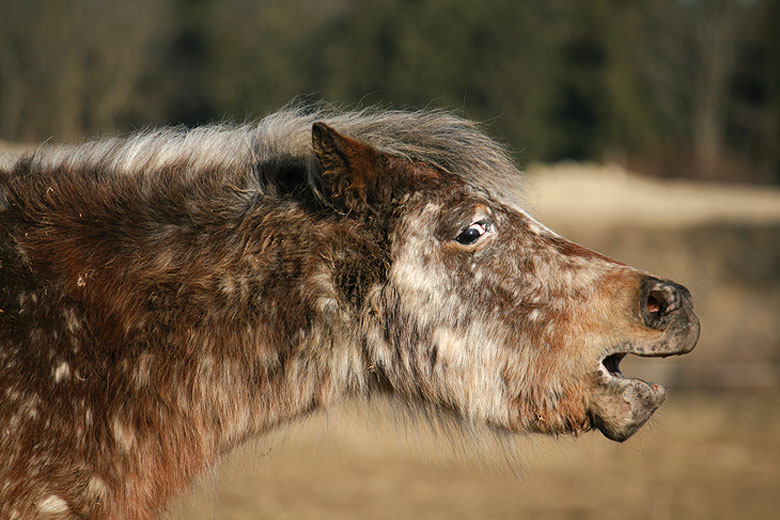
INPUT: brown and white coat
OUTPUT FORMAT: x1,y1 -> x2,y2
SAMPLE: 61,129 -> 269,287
0,108 -> 699,519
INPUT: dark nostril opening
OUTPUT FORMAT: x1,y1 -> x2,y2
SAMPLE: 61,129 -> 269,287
647,292 -> 663,315
641,279 -> 684,328
648,285 -> 679,315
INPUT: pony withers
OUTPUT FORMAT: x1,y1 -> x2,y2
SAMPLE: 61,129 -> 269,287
0,107 -> 699,519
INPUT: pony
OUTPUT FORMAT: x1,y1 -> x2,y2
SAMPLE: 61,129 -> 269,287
0,107 -> 699,519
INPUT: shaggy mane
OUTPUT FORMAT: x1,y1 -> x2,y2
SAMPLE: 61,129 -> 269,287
10,106 -> 523,204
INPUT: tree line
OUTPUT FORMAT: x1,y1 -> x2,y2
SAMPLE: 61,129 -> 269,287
1,0 -> 777,183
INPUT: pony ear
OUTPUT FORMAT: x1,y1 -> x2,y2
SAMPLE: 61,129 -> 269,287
311,122 -> 387,212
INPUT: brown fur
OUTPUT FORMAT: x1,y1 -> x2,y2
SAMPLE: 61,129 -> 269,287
0,107 -> 698,518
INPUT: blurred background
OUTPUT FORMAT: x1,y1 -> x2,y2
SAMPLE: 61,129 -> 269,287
1,0 -> 778,184
1,1 -> 778,519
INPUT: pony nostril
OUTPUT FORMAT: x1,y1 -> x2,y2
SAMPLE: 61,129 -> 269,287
642,280 -> 684,328
647,292 -> 663,315
648,285 -> 679,315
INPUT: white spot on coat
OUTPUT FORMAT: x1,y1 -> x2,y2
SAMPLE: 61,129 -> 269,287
111,416 -> 136,452
86,475 -> 109,502
63,308 -> 82,334
53,362 -> 71,383
37,494 -> 70,514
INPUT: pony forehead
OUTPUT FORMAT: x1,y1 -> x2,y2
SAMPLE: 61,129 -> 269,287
19,106 -> 525,206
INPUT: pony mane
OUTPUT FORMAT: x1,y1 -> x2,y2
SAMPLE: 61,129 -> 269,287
12,105 -> 524,203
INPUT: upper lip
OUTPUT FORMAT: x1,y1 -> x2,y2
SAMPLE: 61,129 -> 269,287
597,330 -> 697,386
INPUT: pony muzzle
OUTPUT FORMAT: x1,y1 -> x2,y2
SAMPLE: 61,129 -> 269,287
589,276 -> 700,441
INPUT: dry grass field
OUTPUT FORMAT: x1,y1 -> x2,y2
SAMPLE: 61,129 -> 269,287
168,391 -> 780,520
164,164 -> 779,520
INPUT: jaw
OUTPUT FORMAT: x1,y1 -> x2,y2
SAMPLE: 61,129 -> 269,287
589,371 -> 666,442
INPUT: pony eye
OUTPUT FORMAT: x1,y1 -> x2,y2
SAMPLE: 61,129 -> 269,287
455,222 -> 489,245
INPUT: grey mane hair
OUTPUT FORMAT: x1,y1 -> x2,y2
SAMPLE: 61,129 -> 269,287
20,106 -> 524,204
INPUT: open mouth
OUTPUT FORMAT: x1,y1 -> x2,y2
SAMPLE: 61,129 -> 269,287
597,349 -> 666,401
589,344 -> 690,442
598,352 -> 661,387
601,353 -> 626,379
